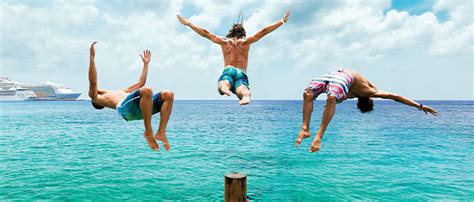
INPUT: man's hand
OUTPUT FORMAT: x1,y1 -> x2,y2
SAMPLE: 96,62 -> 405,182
282,9 -> 291,23
421,105 -> 439,116
177,15 -> 190,26
140,49 -> 151,65
90,41 -> 97,58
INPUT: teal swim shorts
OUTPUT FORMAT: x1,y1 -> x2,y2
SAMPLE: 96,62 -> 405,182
218,66 -> 250,93
116,89 -> 162,121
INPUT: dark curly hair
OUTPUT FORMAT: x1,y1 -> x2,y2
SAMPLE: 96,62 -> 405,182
91,100 -> 104,110
226,23 -> 246,39
357,97 -> 374,113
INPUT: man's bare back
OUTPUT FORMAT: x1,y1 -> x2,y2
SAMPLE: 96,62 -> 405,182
92,89 -> 128,109
221,38 -> 250,70
339,70 -> 378,99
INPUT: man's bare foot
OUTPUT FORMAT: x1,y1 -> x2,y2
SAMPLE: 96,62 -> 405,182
218,84 -> 232,96
155,132 -> 170,151
295,129 -> 311,147
144,132 -> 159,151
309,138 -> 321,153
239,96 -> 250,105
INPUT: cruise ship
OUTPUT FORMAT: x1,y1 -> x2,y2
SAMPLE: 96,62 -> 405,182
0,77 -> 37,101
22,81 -> 81,101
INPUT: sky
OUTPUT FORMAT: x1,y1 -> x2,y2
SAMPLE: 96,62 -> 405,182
1,0 -> 473,100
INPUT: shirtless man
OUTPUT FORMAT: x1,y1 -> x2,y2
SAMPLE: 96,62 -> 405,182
177,10 -> 290,105
88,42 -> 173,151
295,69 -> 439,152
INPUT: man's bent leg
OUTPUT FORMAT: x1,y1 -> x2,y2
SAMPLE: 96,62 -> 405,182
155,90 -> 174,151
310,96 -> 336,152
139,86 -> 159,151
235,85 -> 251,105
218,80 -> 232,96
295,90 -> 314,147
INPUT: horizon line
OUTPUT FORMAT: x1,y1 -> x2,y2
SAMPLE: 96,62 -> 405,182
73,99 -> 474,101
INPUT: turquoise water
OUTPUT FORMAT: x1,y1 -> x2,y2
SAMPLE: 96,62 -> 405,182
1,100 -> 473,200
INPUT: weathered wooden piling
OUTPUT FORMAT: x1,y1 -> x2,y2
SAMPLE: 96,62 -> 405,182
224,172 -> 247,202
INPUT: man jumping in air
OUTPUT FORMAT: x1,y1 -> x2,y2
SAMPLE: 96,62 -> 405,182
295,69 -> 439,152
177,10 -> 290,105
88,42 -> 174,151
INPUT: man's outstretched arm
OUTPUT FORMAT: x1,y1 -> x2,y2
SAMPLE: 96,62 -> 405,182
126,50 -> 151,93
88,41 -> 98,99
244,9 -> 290,44
372,90 -> 439,115
176,15 -> 226,45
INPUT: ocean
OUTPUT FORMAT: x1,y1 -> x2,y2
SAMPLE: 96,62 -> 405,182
1,100 -> 473,200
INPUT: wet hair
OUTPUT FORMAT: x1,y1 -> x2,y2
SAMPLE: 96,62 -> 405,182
357,97 -> 374,113
91,100 -> 104,110
226,23 -> 246,39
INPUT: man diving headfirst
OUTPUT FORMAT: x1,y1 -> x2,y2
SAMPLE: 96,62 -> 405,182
295,69 -> 439,152
88,42 -> 174,151
177,10 -> 291,105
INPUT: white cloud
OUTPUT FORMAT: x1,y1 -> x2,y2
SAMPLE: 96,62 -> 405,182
434,0 -> 473,25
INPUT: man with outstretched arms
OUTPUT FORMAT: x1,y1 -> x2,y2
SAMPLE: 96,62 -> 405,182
177,10 -> 290,105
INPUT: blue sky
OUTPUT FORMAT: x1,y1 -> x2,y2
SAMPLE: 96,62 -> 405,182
392,0 -> 434,14
1,0 -> 473,100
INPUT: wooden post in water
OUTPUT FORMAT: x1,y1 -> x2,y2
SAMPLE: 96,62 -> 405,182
224,172 -> 247,202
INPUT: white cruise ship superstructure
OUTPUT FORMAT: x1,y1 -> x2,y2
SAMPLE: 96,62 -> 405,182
22,81 -> 81,101
0,77 -> 81,101
0,77 -> 37,101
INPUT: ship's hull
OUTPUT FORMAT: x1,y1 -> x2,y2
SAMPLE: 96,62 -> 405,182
0,96 -> 36,101
29,93 -> 81,101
